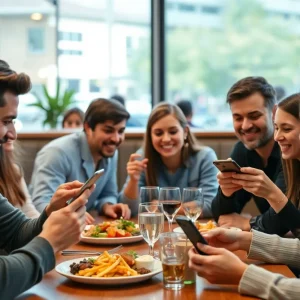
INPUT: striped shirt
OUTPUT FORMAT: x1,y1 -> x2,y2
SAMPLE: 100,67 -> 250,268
239,230 -> 300,299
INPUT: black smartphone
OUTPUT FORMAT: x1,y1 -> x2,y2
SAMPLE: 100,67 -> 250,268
213,159 -> 241,173
66,169 -> 105,205
175,216 -> 208,255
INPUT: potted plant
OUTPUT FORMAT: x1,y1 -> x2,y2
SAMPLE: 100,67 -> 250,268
28,82 -> 76,129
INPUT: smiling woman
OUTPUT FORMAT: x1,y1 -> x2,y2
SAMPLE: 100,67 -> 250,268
119,102 -> 218,217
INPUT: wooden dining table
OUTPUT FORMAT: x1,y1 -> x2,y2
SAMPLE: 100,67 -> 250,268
16,217 -> 295,300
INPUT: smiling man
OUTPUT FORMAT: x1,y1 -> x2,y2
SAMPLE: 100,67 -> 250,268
31,98 -> 132,218
211,77 -> 287,234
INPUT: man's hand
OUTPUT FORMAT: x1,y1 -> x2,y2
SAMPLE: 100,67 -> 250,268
217,171 -> 242,197
46,181 -> 85,216
218,213 -> 251,231
202,227 -> 252,252
39,189 -> 91,253
102,203 -> 131,219
85,212 -> 95,225
188,244 -> 247,285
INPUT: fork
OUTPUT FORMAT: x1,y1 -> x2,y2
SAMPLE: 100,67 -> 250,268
61,245 -> 123,256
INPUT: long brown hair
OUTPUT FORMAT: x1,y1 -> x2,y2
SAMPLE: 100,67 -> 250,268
143,102 -> 202,186
278,93 -> 300,208
0,59 -> 31,206
0,146 -> 26,206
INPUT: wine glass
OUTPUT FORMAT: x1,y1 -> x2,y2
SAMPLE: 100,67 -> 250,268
182,187 -> 204,223
139,186 -> 160,205
138,202 -> 164,256
159,187 -> 182,232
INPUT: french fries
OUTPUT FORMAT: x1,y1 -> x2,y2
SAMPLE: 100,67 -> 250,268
196,220 -> 217,232
76,251 -> 138,278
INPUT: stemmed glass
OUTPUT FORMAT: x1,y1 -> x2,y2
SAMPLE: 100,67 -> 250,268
138,202 -> 164,256
182,187 -> 204,223
139,186 -> 160,204
159,187 -> 182,232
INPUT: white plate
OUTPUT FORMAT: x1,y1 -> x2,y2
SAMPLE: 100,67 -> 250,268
55,257 -> 162,285
80,234 -> 144,245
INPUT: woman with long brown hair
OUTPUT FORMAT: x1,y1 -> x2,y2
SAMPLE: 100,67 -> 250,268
0,139 -> 39,218
120,102 -> 218,216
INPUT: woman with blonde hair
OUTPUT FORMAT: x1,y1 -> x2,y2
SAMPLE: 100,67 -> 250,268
120,102 -> 218,216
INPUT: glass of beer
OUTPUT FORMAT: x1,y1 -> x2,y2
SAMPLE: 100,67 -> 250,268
159,232 -> 187,290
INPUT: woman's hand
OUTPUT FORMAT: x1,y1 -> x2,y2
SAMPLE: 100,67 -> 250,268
127,153 -> 148,182
188,244 -> 247,285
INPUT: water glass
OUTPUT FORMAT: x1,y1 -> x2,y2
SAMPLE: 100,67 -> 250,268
140,186 -> 160,204
138,202 -> 164,256
159,232 -> 187,290
159,187 -> 181,232
182,187 -> 204,223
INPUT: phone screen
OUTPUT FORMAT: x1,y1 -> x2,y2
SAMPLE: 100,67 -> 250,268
175,216 -> 208,255
66,169 -> 105,205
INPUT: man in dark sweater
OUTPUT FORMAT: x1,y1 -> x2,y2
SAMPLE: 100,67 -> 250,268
211,77 -> 287,234
0,60 -> 92,299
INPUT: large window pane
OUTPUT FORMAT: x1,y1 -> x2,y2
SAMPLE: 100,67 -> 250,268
0,0 -> 150,131
166,0 -> 300,130
59,0 -> 151,128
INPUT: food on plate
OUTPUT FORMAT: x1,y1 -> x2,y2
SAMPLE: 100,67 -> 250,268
69,250 -> 153,277
83,218 -> 140,238
196,220 -> 217,232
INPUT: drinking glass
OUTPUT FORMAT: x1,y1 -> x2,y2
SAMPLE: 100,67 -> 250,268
138,202 -> 164,256
182,187 -> 204,223
139,186 -> 160,204
159,187 -> 182,232
159,232 -> 187,290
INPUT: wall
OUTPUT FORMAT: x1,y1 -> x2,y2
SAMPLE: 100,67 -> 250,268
16,130 -> 237,190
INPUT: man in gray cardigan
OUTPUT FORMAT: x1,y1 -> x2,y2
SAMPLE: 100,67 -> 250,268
0,60 -> 92,299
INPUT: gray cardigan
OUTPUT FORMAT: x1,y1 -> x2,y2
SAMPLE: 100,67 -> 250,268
0,195 -> 55,299
239,230 -> 300,299
119,147 -> 218,217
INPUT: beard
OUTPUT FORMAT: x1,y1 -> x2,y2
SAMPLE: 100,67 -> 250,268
240,126 -> 274,150
0,135 -> 8,144
97,141 -> 121,158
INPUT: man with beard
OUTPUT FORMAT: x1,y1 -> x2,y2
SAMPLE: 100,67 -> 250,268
211,77 -> 287,234
31,98 -> 132,219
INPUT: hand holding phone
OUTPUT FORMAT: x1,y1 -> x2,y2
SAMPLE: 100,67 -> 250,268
66,169 -> 104,205
175,216 -> 208,255
213,159 -> 241,173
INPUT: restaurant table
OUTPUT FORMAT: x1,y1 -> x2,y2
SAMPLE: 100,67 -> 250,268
16,217 -> 295,300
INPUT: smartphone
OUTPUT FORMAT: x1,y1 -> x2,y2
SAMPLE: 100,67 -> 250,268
213,159 -> 241,173
175,216 -> 208,255
66,169 -> 105,205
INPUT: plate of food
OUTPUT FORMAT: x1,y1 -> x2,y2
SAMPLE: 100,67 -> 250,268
80,218 -> 144,245
173,220 -> 217,233
55,250 -> 162,285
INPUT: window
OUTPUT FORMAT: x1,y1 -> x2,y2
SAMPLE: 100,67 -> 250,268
28,28 -> 45,53
66,79 -> 80,93
166,0 -> 300,130
58,49 -> 83,56
89,80 -> 101,92
59,31 -> 82,42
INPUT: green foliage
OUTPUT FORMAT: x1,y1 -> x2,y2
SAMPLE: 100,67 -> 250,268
128,0 -> 300,105
28,82 -> 76,129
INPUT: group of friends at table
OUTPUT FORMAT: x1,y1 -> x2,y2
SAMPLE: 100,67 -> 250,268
0,59 -> 300,299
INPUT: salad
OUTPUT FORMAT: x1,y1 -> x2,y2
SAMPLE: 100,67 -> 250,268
83,218 -> 140,238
